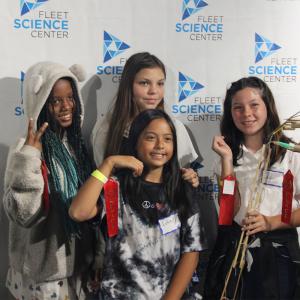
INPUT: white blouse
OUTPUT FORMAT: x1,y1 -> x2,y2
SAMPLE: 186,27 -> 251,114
214,145 -> 300,226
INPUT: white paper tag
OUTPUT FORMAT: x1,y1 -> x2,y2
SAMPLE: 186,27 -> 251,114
158,214 -> 181,235
223,179 -> 235,195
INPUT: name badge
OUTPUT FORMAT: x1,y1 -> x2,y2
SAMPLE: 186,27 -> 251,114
158,214 -> 181,235
263,169 -> 284,188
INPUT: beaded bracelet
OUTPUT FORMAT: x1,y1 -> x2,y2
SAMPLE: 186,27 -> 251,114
91,169 -> 108,184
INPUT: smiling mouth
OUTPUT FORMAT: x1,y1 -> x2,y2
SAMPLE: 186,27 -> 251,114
242,120 -> 256,126
150,153 -> 166,159
59,113 -> 72,121
144,99 -> 158,103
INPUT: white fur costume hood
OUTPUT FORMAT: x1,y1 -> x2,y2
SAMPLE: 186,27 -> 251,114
24,61 -> 86,127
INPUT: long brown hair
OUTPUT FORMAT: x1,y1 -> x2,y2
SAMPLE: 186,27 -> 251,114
221,76 -> 291,166
104,52 -> 166,158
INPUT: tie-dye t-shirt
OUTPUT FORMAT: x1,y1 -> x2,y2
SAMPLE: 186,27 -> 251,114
100,180 -> 203,300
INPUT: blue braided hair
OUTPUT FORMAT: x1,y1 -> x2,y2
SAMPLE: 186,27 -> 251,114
37,77 -> 93,237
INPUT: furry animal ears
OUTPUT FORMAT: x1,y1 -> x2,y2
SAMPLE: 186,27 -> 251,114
30,64 -> 86,94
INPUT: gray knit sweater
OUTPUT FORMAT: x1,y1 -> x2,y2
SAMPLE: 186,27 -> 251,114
3,139 -> 93,283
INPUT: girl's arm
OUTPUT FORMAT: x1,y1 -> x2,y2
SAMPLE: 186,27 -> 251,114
3,119 -> 49,227
212,136 -> 241,213
244,208 -> 300,235
163,251 -> 199,300
69,155 -> 143,222
212,135 -> 234,177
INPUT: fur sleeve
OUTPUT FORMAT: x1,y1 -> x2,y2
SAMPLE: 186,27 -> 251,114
3,142 -> 46,227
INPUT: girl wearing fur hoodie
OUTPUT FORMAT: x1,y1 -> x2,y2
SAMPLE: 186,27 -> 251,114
3,62 -> 94,300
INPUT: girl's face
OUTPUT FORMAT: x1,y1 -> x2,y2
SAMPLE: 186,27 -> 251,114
136,118 -> 174,173
231,87 -> 267,141
48,79 -> 75,128
133,67 -> 165,111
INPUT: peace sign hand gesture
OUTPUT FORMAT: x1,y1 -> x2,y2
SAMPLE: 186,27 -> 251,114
25,118 -> 48,152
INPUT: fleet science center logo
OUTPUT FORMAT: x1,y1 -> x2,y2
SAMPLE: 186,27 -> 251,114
96,31 -> 130,83
248,33 -> 297,83
175,0 -> 224,41
171,72 -> 222,122
13,0 -> 70,39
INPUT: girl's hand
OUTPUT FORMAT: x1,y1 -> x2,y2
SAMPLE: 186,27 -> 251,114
25,118 -> 48,152
212,136 -> 232,160
105,155 -> 144,177
242,210 -> 272,235
181,168 -> 199,188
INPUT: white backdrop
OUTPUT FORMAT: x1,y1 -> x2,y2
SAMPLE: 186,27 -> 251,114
1,0 -> 300,297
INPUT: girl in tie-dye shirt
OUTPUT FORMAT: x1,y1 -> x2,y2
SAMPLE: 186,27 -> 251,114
70,109 -> 205,299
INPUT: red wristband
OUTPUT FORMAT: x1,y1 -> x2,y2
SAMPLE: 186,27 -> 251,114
218,175 -> 236,225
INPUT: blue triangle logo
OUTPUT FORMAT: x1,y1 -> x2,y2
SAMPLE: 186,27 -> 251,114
182,0 -> 208,21
20,0 -> 49,16
255,33 -> 281,63
103,31 -> 130,63
178,72 -> 204,102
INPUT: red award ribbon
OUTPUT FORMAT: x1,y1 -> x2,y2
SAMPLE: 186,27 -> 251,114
41,160 -> 50,213
281,170 -> 294,224
104,178 -> 119,237
218,175 -> 236,225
